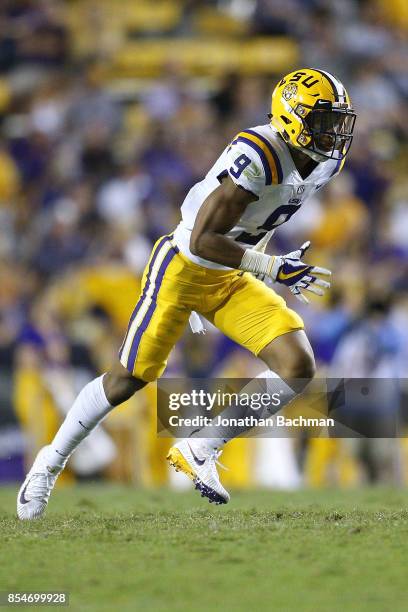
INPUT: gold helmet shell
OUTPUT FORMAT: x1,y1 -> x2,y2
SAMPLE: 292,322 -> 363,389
270,68 -> 356,162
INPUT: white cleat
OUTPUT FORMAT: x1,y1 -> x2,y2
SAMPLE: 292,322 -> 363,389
167,439 -> 230,505
17,446 -> 62,520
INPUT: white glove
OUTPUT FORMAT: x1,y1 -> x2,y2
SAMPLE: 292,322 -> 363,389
272,241 -> 331,304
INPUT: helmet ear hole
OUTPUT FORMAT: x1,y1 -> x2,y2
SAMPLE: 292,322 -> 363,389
281,115 -> 291,125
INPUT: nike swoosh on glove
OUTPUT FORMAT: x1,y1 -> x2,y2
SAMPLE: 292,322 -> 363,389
271,241 -> 331,304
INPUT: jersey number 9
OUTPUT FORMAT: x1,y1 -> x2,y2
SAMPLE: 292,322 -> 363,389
229,154 -> 251,178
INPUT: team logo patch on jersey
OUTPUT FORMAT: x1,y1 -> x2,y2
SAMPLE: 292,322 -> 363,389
282,83 -> 298,101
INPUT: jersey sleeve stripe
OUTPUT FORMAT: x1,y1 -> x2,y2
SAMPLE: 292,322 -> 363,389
231,136 -> 272,185
241,130 -> 283,184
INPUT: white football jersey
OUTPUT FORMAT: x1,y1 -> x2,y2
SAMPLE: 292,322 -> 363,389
173,124 -> 345,269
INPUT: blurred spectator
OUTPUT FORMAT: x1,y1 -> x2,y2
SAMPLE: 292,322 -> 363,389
97,161 -> 151,227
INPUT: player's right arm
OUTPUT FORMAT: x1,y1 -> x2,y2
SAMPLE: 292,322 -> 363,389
190,175 -> 256,268
191,136 -> 265,267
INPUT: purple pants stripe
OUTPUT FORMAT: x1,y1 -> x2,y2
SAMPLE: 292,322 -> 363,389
126,243 -> 178,372
118,235 -> 172,359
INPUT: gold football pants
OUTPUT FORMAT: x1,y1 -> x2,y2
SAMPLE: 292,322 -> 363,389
119,235 -> 304,382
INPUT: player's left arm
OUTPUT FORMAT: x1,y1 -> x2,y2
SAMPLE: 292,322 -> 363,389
190,176 -> 331,303
190,175 -> 257,268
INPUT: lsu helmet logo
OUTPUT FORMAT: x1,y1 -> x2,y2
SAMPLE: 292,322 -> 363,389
282,83 -> 298,101
270,68 -> 356,162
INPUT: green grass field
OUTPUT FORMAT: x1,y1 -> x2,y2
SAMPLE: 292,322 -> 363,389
1,485 -> 408,611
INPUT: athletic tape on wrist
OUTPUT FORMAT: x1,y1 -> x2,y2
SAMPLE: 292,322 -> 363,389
239,249 -> 275,277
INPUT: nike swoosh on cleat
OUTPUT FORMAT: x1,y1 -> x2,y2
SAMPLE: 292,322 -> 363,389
19,482 -> 30,505
187,443 -> 206,466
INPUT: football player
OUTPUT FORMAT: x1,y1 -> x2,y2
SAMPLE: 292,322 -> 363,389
17,68 -> 356,518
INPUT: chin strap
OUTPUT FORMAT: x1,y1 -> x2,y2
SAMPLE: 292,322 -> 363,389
298,145 -> 328,162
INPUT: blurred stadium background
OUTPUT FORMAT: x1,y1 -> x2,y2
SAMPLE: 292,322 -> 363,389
0,0 -> 407,494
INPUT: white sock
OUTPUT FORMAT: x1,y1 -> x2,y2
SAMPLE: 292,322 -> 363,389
190,370 -> 296,454
46,375 -> 113,470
